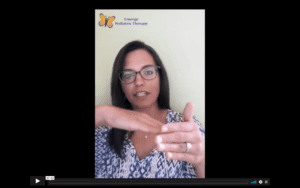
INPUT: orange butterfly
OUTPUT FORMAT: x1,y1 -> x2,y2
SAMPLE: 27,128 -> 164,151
99,13 -> 115,28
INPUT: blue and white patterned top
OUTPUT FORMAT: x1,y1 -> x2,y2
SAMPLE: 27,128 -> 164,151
95,109 -> 205,178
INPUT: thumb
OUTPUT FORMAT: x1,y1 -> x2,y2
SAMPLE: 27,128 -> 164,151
183,102 -> 194,122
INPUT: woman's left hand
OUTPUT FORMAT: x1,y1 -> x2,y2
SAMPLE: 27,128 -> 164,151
155,102 -> 205,166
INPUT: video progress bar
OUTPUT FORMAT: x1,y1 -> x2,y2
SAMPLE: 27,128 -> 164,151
48,178 -> 255,186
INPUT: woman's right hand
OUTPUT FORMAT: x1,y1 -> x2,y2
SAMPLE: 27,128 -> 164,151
95,105 -> 164,133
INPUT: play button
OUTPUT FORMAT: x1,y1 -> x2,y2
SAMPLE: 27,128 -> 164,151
30,176 -> 45,186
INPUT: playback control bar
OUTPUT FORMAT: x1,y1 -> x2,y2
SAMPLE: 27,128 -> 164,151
46,178 -> 270,186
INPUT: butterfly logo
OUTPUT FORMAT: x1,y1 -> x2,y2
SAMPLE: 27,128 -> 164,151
99,13 -> 115,28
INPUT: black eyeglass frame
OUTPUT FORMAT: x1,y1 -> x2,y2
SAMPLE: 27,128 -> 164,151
119,65 -> 161,84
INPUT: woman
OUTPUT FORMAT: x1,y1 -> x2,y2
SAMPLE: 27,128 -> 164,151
95,40 -> 205,178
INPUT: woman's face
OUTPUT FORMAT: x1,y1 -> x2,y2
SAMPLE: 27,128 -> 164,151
122,49 -> 160,110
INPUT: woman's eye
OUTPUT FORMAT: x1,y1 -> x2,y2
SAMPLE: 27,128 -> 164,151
146,71 -> 154,75
123,73 -> 133,79
124,74 -> 133,79
143,68 -> 155,75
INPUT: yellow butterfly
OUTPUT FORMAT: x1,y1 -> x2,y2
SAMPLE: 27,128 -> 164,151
99,13 -> 115,28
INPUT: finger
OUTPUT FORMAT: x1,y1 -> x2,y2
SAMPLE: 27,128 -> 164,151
183,102 -> 194,122
156,131 -> 200,144
161,122 -> 198,133
157,142 -> 193,154
166,152 -> 203,165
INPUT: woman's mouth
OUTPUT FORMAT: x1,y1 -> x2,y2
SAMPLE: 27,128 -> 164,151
134,91 -> 149,97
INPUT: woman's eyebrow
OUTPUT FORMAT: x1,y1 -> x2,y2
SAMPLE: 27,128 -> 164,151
123,65 -> 154,71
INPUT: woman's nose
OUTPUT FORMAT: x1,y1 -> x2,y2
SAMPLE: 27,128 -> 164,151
134,72 -> 145,86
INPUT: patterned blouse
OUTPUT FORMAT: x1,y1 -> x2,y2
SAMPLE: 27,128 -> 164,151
95,109 -> 205,178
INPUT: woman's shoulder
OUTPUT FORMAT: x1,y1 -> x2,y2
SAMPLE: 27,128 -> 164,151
167,109 -> 205,138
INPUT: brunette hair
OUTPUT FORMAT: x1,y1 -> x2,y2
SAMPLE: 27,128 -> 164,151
107,40 -> 171,159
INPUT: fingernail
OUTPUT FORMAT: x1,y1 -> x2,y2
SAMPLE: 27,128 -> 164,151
156,136 -> 162,143
159,143 -> 165,150
162,126 -> 168,132
168,152 -> 172,159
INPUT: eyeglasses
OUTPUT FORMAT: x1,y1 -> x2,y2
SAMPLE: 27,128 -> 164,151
119,65 -> 160,84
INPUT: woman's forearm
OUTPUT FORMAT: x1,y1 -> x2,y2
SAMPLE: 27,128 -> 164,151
95,105 -> 108,128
